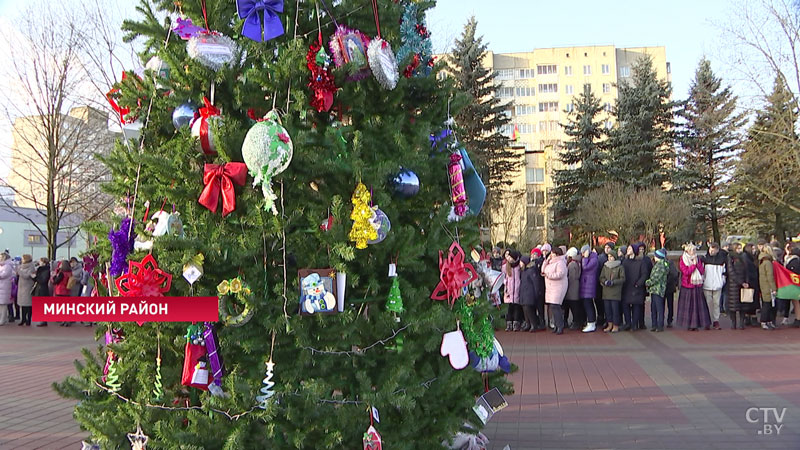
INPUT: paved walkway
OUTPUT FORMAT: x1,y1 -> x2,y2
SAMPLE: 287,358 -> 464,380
1,323 -> 799,449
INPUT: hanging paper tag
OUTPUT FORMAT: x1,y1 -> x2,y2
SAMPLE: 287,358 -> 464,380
472,387 -> 508,424
388,263 -> 397,277
183,265 -> 203,285
337,272 -> 347,312
371,406 -> 380,423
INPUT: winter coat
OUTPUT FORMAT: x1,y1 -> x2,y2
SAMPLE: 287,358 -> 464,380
679,255 -> 705,289
53,262 -> 72,296
621,257 -> 648,305
69,265 -> 84,297
758,254 -> 777,298
565,259 -> 582,301
579,252 -> 599,299
503,262 -> 521,305
646,259 -> 669,298
542,255 -> 568,305
16,262 -> 36,307
519,257 -> 544,306
599,260 -> 625,301
0,260 -> 13,305
726,252 -> 750,312
786,255 -> 800,275
702,250 -> 727,291
665,259 -> 680,295
34,266 -> 51,297
743,252 -> 760,295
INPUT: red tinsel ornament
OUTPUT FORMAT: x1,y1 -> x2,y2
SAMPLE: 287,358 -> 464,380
115,254 -> 173,298
430,241 -> 478,306
307,38 -> 336,112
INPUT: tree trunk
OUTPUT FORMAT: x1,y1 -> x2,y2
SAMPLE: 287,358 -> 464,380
710,209 -> 720,244
774,211 -> 786,243
47,138 -> 57,261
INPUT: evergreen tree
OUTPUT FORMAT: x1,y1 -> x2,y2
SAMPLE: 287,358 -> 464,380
729,76 -> 800,240
674,58 -> 746,243
448,16 -> 519,222
54,1 -> 511,448
607,55 -> 676,189
551,84 -> 606,228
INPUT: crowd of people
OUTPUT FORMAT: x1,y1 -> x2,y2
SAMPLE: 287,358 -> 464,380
493,239 -> 800,335
0,254 -> 94,327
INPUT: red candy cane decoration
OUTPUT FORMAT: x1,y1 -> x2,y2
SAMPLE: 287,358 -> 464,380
448,152 -> 468,216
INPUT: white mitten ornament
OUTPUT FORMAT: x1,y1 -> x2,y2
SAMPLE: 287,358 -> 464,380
440,326 -> 469,370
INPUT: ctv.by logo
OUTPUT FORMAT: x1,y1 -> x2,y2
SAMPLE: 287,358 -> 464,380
746,407 -> 787,436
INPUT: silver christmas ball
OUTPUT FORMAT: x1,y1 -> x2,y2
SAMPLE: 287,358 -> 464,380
172,102 -> 198,129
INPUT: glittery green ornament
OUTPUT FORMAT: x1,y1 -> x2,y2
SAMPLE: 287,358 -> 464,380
242,110 -> 293,214
455,297 -> 493,358
386,277 -> 404,313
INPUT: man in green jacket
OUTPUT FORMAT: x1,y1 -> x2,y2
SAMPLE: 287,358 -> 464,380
646,248 -> 669,332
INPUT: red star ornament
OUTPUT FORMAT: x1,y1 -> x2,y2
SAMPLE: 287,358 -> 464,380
115,254 -> 173,325
430,241 -> 478,307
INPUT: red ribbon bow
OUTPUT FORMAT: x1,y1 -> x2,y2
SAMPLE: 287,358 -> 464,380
430,241 -> 478,306
198,163 -> 248,216
197,97 -> 220,155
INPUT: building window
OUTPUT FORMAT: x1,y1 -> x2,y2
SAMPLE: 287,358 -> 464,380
536,64 -> 557,75
27,234 -> 42,244
564,66 -> 573,76
497,86 -> 514,98
620,66 -> 630,77
527,189 -> 546,206
565,103 -> 574,113
538,120 -> 558,132
515,86 -> 534,97
583,65 -> 592,75
495,69 -> 514,80
526,168 -> 545,184
538,83 -> 558,94
526,207 -> 546,229
601,64 -> 610,74
538,101 -> 559,112
605,120 -> 613,129
602,83 -> 611,93
436,71 -> 447,81
584,83 -> 592,92
515,104 -> 536,115
603,102 -> 612,112
565,85 -> 574,95
518,68 -> 534,79
667,62 -> 671,74
515,123 -> 535,134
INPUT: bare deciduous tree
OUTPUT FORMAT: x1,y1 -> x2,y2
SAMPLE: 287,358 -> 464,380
491,189 -> 526,247
573,183 -> 690,246
0,1 -> 130,259
719,0 -> 800,216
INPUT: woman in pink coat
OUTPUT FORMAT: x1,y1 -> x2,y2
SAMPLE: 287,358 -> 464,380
676,243 -> 711,331
0,253 -> 14,325
542,247 -> 568,334
503,250 -> 523,332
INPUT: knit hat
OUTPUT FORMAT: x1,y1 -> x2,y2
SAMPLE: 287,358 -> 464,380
566,247 -> 579,259
541,243 -> 552,253
531,248 -> 542,258
559,245 -> 567,255
631,243 -> 642,256
604,241 -> 615,250
521,255 -> 531,265
655,248 -> 667,260
580,245 -> 591,254
618,245 -> 628,256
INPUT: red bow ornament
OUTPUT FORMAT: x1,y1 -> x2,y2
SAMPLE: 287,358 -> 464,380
198,163 -> 248,216
195,97 -> 220,156
431,241 -> 478,307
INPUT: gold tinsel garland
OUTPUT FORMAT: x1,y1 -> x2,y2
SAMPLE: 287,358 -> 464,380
349,182 -> 377,249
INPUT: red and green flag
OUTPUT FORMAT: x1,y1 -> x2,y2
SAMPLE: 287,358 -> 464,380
773,261 -> 800,300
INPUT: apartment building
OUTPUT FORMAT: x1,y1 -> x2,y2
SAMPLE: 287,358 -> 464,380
487,45 -> 670,244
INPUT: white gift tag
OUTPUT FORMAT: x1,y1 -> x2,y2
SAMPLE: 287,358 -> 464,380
388,263 -> 397,277
371,406 -> 380,423
183,265 -> 202,285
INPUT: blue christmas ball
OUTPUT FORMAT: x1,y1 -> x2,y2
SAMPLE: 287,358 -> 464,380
391,168 -> 420,198
172,102 -> 198,129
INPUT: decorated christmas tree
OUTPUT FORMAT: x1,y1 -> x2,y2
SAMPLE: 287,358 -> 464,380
55,0 -> 512,448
